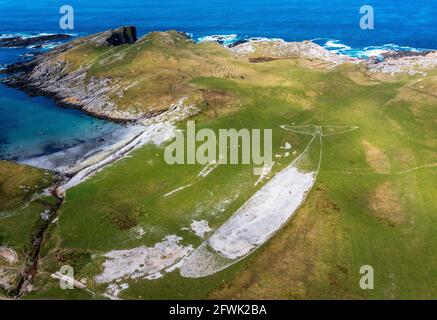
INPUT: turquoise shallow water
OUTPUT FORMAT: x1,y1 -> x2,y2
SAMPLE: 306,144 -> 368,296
0,83 -> 121,161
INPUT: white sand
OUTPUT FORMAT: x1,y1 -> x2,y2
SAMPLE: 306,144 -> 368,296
59,123 -> 175,194
21,125 -> 145,173
46,97 -> 197,196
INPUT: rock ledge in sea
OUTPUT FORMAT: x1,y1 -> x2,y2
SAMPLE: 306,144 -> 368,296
0,34 -> 72,48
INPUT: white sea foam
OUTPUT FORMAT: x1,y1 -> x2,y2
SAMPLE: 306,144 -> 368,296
318,39 -> 428,59
27,43 -> 63,50
197,34 -> 239,46
0,32 -> 78,39
323,39 -> 352,52
248,37 -> 285,43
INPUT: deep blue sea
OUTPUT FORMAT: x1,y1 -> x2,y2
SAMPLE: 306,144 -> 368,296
0,0 -> 436,162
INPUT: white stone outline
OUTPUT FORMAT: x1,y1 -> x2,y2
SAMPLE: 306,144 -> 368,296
180,127 -> 324,278
164,184 -> 192,197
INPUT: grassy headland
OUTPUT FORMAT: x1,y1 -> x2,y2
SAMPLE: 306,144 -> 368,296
1,29 -> 436,299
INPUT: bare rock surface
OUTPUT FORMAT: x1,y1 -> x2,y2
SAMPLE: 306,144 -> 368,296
106,26 -> 137,46
367,51 -> 437,76
3,27 -> 143,121
0,34 -> 71,48
229,39 -> 358,65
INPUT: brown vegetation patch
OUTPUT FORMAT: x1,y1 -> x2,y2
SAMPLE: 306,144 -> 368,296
362,140 -> 391,173
249,57 -> 281,63
370,182 -> 405,226
385,77 -> 437,117
62,96 -> 82,106
52,249 -> 92,273
296,58 -> 333,71
346,69 -> 381,86
106,204 -> 144,230
201,90 -> 235,107
394,149 -> 416,171
192,89 -> 240,119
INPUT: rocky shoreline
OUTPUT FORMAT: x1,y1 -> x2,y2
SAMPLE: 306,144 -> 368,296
3,27 -> 434,184
3,76 -> 138,124
2,26 -> 144,123
0,34 -> 72,48
367,50 -> 437,75
2,26 -> 437,124
228,38 -> 437,75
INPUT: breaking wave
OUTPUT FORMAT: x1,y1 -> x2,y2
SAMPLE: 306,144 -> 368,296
197,34 -> 239,46
313,38 -> 428,59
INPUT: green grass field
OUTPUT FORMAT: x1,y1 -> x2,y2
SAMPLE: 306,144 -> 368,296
1,31 -> 436,299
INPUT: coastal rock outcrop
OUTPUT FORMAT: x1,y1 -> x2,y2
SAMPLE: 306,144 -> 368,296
228,39 -> 249,48
367,51 -> 437,75
229,39 -> 358,65
3,27 -> 436,125
0,34 -> 72,48
381,50 -> 432,60
106,26 -> 137,46
1,29 -> 206,122
2,27 -> 143,122
229,38 -> 437,75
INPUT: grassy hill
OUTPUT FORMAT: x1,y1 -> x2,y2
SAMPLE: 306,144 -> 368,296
1,30 -> 436,299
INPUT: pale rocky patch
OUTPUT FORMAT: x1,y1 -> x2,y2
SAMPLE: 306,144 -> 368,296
0,246 -> 19,265
189,220 -> 212,238
230,40 -> 357,66
0,267 -> 18,291
368,51 -> 437,76
103,283 -> 129,300
95,235 -> 193,284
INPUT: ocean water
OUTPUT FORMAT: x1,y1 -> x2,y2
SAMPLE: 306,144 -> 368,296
0,0 -> 436,52
0,0 -> 436,164
0,84 -> 121,161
